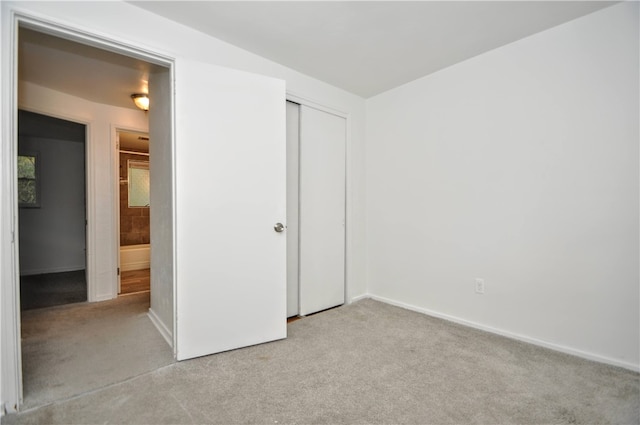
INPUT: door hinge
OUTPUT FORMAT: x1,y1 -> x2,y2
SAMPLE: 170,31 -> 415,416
117,267 -> 120,276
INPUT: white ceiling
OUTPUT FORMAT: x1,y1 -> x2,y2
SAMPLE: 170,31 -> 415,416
130,1 -> 616,98
18,1 -> 617,108
119,130 -> 150,152
18,28 -> 161,111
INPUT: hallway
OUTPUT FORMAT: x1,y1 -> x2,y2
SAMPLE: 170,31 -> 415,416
20,292 -> 173,409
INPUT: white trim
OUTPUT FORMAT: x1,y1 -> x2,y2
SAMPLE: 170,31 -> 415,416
16,106 -> 95,302
287,91 -> 348,119
348,293 -> 369,304
343,111 -> 352,307
148,308 -> 173,348
164,60 -> 178,358
366,294 -> 640,373
1,7 -> 23,413
15,105 -> 92,130
92,293 -> 115,303
114,128 -> 121,295
112,123 -> 150,298
14,7 -> 174,67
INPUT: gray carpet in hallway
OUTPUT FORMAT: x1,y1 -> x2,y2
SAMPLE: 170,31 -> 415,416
4,299 -> 638,424
19,292 -> 174,410
20,270 -> 87,310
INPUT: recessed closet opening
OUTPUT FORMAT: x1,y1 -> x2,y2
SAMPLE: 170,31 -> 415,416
286,100 -> 347,318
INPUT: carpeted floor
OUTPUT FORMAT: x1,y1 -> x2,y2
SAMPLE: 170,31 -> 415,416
20,270 -> 87,310
4,299 -> 639,424
19,292 -> 174,410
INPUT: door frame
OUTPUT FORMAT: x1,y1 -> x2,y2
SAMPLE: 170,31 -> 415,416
1,9 -> 177,413
16,107 -> 90,293
113,126 -> 150,296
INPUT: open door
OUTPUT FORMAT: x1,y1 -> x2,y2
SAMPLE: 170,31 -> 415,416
115,131 -> 121,296
175,60 -> 287,360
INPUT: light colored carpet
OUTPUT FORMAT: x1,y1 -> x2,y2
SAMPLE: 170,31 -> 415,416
5,299 -> 639,424
19,292 -> 174,410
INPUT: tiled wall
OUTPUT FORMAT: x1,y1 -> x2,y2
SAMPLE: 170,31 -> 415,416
120,152 -> 150,246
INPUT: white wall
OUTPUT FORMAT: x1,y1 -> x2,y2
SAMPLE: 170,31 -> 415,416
2,0 -> 366,412
4,0 -> 368,302
148,67 -> 173,344
0,3 -> 369,289
18,136 -> 85,275
19,81 -> 148,301
366,2 -> 639,370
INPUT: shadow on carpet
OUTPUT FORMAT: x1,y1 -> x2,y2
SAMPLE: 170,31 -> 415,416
19,292 -> 174,410
20,270 -> 87,310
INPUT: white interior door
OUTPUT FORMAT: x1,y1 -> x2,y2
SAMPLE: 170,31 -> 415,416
175,59 -> 287,360
116,132 -> 121,295
286,101 -> 300,317
299,106 -> 346,316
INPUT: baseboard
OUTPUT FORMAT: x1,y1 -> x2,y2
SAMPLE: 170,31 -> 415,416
2,400 -> 18,416
93,293 -> 115,302
365,294 -> 639,373
349,293 -> 370,304
20,266 -> 85,276
148,308 -> 173,349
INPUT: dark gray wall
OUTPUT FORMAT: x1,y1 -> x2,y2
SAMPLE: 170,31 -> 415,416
18,111 -> 86,275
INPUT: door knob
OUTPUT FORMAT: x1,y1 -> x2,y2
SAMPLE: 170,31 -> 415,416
274,223 -> 285,233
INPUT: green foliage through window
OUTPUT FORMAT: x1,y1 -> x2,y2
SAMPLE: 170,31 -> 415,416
18,155 -> 39,207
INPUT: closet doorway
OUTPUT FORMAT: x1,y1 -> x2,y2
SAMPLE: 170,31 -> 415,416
286,101 -> 347,317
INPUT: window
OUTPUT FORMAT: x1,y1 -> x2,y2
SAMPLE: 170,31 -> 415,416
18,154 -> 39,207
128,160 -> 150,207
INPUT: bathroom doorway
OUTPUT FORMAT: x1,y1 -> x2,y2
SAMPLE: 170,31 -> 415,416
117,130 -> 151,296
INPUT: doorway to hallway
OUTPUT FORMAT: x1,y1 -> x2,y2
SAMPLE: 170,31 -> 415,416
14,23 -> 174,409
18,110 -> 87,311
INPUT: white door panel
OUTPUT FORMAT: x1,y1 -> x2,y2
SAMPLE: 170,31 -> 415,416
286,101 -> 300,318
175,59 -> 287,360
299,106 -> 346,316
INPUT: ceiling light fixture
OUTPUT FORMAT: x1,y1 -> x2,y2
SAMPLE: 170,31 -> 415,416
131,93 -> 149,111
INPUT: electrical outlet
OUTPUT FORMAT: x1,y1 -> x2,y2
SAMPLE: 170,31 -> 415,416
475,278 -> 485,294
